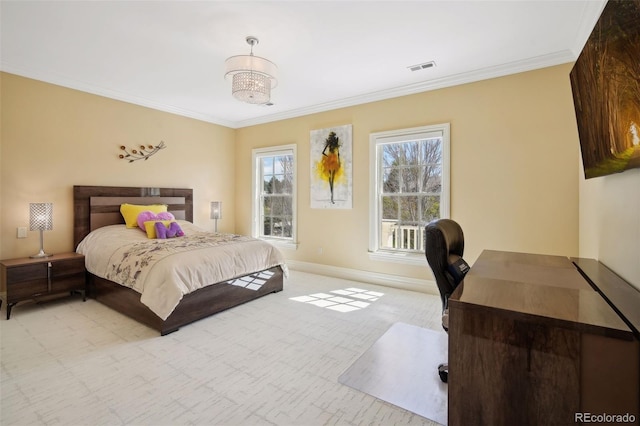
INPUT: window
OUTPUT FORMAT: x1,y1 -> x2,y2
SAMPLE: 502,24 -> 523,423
369,123 -> 450,263
252,144 -> 297,249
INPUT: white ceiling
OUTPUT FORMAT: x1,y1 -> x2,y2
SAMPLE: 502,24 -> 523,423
1,0 -> 606,129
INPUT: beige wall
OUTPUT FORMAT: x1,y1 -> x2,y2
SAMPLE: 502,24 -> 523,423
235,64 -> 581,281
579,168 -> 640,289
2,61 -> 636,303
0,72 -> 236,259
2,65 -> 590,287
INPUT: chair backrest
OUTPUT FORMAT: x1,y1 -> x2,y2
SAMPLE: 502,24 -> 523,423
425,219 -> 467,310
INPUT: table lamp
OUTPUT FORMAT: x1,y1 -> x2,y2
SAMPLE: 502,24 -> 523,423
210,201 -> 222,232
30,202 -> 53,258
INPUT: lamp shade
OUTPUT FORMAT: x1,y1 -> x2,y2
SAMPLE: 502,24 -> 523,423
210,201 -> 222,220
224,55 -> 278,88
224,36 -> 278,105
29,203 -> 53,231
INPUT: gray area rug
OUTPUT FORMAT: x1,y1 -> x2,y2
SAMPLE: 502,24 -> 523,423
338,322 -> 448,425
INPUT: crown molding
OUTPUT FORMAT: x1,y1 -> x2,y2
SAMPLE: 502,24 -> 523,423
2,48 -> 576,130
232,49 -> 576,128
0,63 -> 237,128
571,0 -> 607,57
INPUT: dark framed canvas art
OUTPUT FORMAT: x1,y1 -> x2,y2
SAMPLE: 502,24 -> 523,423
570,0 -> 640,179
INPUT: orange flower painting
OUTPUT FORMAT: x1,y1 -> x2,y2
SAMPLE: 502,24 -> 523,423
310,125 -> 352,209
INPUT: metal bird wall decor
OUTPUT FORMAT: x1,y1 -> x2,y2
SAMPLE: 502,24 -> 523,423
119,141 -> 167,162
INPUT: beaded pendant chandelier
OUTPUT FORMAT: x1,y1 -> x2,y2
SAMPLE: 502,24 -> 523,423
224,36 -> 278,105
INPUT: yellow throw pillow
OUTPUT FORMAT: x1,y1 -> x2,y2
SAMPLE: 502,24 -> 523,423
120,203 -> 167,228
143,220 -> 174,239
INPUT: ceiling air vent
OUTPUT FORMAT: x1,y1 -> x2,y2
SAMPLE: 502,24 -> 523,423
408,61 -> 436,72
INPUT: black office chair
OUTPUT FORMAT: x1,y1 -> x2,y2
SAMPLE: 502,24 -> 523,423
424,219 -> 470,383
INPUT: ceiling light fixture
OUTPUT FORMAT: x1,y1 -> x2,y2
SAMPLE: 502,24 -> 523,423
224,36 -> 278,105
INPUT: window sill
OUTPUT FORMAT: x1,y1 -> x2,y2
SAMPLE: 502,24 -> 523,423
368,250 -> 426,266
259,238 -> 298,251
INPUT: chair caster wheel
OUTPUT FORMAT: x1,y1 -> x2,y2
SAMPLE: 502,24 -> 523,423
438,363 -> 448,383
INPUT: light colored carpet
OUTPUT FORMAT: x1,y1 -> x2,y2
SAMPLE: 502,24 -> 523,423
338,322 -> 448,425
0,270 -> 442,426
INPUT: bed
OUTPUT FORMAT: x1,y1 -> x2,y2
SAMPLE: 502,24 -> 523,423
73,185 -> 285,335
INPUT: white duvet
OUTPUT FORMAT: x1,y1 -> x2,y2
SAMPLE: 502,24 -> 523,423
76,221 -> 287,320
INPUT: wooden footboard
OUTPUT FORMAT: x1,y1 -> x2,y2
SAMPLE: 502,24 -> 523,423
87,266 -> 284,335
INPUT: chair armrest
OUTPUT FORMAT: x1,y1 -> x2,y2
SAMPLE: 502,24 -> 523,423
442,307 -> 449,331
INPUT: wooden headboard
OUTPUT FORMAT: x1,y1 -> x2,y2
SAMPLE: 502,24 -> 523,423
73,185 -> 194,248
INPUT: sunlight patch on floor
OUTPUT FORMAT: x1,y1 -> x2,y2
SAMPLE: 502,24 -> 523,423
290,287 -> 384,312
225,270 -> 275,291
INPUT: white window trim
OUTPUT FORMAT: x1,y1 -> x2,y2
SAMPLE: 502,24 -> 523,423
251,144 -> 299,250
368,123 -> 450,264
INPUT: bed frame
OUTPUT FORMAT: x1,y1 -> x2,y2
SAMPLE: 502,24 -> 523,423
73,185 -> 284,335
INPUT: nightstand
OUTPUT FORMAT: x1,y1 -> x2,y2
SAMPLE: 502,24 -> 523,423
0,252 -> 87,319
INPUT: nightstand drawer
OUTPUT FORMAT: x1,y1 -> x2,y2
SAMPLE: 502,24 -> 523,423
7,263 -> 48,283
8,279 -> 48,299
51,258 -> 85,278
54,274 -> 86,293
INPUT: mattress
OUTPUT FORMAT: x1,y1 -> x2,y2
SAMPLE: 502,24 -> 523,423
76,221 -> 287,319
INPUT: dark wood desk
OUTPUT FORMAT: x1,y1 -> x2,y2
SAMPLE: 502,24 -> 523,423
448,250 -> 639,426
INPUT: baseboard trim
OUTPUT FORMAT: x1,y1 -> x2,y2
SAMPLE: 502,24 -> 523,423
286,260 -> 438,295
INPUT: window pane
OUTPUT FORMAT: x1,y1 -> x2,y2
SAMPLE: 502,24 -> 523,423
283,197 -> 292,216
263,196 -> 272,215
399,196 -> 419,224
272,197 -> 283,215
382,196 -> 398,220
283,155 -> 293,174
422,165 -> 442,193
421,196 -> 440,223
269,175 -> 282,194
271,217 -> 280,237
262,157 -> 273,176
382,145 -> 398,168
403,141 -> 421,166
274,156 -> 284,174
383,167 -> 400,193
380,222 -> 396,250
263,217 -> 272,236
401,166 -> 420,192
282,218 -> 292,238
283,171 -> 293,194
424,138 -> 442,163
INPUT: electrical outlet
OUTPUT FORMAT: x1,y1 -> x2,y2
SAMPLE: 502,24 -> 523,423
17,227 -> 27,238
